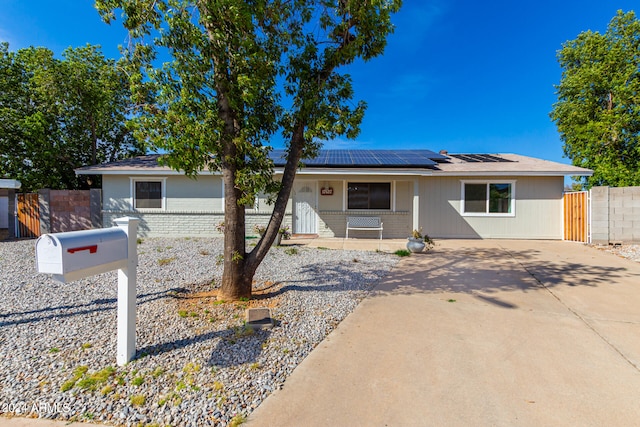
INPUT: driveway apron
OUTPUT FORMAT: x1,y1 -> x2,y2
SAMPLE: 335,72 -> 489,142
247,239 -> 640,427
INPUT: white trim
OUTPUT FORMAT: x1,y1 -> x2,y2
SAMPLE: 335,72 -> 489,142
460,180 -> 516,217
279,168 -> 435,177
436,171 -> 591,177
0,179 -> 21,189
413,179 -> 419,230
342,180 -> 347,211
392,180 -> 397,212
78,167 -> 590,178
79,169 -> 196,176
130,177 -> 167,211
221,180 -> 225,213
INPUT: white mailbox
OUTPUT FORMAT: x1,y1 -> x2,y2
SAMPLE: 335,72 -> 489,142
36,227 -> 128,283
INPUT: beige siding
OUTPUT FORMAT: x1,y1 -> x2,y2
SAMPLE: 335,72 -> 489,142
166,176 -> 223,211
421,176 -> 563,239
103,175 -> 223,212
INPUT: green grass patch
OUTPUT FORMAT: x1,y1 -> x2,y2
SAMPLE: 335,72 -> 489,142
394,249 -> 411,257
229,414 -> 247,426
158,257 -> 177,266
76,366 -> 116,391
100,385 -> 114,396
60,365 -> 89,392
284,247 -> 298,255
130,395 -> 146,406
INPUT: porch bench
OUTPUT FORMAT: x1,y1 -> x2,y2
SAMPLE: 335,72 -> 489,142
346,216 -> 383,240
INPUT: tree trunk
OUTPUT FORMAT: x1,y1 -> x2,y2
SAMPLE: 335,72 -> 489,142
219,166 -> 251,300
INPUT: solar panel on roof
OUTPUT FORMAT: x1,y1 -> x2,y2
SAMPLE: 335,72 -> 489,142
449,154 -> 514,163
268,148 -> 443,167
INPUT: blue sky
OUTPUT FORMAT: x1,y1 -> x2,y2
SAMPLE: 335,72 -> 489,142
1,0 -> 638,165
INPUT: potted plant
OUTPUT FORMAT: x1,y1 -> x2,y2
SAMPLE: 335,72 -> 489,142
406,227 -> 435,253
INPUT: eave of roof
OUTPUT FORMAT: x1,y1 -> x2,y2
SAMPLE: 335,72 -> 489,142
0,179 -> 22,189
75,152 -> 593,177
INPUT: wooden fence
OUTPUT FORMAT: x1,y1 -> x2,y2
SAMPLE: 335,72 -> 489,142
564,191 -> 588,242
17,193 -> 41,238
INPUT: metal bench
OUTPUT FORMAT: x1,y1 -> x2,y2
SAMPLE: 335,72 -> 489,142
346,216 -> 383,240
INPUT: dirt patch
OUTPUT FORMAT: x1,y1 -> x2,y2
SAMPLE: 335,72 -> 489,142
173,282 -> 283,322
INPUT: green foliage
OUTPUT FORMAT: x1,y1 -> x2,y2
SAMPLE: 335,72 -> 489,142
95,0 -> 401,298
394,249 -> 411,257
130,394 -> 145,406
0,43 -> 143,192
552,10 -> 640,187
284,247 -> 298,255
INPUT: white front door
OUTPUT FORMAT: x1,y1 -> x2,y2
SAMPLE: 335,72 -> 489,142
293,182 -> 317,234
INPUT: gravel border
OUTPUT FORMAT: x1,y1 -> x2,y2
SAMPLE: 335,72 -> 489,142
0,238 -> 399,426
591,244 -> 640,263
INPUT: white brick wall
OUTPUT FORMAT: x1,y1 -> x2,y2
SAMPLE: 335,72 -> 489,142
103,210 -> 292,238
317,211 -> 411,238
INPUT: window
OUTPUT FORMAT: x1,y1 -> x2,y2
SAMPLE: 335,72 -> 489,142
348,183 -> 390,210
132,179 -> 165,209
461,181 -> 515,216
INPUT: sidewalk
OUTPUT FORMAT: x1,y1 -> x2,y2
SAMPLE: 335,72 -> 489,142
247,239 -> 640,426
283,236 -> 409,252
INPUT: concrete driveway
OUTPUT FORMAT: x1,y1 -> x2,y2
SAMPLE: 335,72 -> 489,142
247,239 -> 640,426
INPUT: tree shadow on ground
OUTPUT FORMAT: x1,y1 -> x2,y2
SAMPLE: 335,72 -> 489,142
251,260 -> 392,299
0,288 -> 186,327
135,325 -> 271,368
372,244 -> 639,297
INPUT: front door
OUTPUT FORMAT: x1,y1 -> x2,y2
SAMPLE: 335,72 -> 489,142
293,182 -> 317,234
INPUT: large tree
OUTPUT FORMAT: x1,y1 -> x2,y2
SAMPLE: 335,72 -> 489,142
551,10 -> 640,188
96,0 -> 401,300
0,43 -> 142,192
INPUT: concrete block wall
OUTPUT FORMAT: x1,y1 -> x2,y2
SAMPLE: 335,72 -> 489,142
317,211 -> 411,238
590,186 -> 640,244
103,211 -> 225,237
245,212 -> 292,237
103,211 -> 292,238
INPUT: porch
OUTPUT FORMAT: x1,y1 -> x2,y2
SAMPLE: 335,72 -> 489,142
281,236 -> 410,252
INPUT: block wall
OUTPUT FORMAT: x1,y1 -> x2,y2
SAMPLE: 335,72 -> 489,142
590,186 -> 640,244
317,211 -> 411,238
103,210 -> 292,238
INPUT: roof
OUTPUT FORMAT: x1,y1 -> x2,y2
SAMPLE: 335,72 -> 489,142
75,151 -> 593,177
0,179 -> 22,189
269,149 -> 447,168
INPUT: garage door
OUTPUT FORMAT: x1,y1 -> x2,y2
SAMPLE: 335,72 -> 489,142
0,196 -> 8,229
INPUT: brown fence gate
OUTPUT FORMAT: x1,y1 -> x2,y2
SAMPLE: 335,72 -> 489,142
563,191 -> 589,242
17,193 -> 40,238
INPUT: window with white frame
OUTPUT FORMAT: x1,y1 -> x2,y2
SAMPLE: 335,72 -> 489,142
132,178 -> 165,209
461,181 -> 515,216
348,182 -> 390,210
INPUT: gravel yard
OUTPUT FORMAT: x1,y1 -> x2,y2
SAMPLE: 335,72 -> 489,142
0,238 -> 398,426
593,243 -> 640,263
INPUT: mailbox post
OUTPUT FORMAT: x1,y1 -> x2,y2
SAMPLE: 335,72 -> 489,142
114,217 -> 139,366
36,217 -> 139,366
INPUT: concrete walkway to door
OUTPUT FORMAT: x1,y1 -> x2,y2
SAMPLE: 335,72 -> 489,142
247,239 -> 640,426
